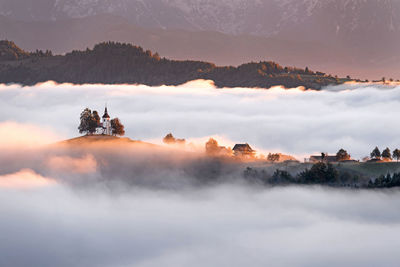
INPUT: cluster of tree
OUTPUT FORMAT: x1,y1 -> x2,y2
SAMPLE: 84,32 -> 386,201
0,40 -> 30,60
369,147 -> 400,161
267,153 -> 280,162
205,138 -> 232,157
0,40 -> 53,61
244,162 -> 360,187
78,108 -> 125,136
110,118 -> 125,136
163,133 -> 185,145
368,173 -> 400,188
336,148 -> 351,161
0,41 -> 348,90
31,49 -> 53,58
78,108 -> 101,135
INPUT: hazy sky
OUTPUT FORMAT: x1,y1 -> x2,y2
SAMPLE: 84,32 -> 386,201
1,80 -> 400,159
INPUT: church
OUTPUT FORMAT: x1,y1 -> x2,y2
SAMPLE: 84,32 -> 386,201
98,106 -> 111,135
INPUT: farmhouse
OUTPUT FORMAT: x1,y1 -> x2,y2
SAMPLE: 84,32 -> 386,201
233,143 -> 255,158
308,153 -> 338,163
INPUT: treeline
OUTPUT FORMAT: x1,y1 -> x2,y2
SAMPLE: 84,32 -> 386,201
0,40 -> 346,89
367,173 -> 400,188
244,162 -> 361,188
0,40 -> 52,60
245,161 -> 400,189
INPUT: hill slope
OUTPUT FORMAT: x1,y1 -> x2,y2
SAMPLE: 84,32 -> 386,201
0,14 -> 350,76
0,41 -> 350,89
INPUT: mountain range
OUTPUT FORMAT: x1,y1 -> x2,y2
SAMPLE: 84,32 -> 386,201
0,0 -> 399,79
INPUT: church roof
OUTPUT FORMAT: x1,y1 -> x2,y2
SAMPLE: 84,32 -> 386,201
102,107 -> 110,119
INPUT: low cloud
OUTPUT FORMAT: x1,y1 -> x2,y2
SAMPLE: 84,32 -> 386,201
1,81 -> 400,266
1,184 -> 400,267
0,169 -> 54,188
46,154 -> 98,174
1,80 -> 400,159
0,121 -> 62,148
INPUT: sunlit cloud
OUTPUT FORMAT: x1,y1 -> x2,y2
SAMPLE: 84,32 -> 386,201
1,80 -> 400,267
0,169 -> 55,188
45,154 -> 98,174
1,80 -> 400,159
0,121 -> 63,148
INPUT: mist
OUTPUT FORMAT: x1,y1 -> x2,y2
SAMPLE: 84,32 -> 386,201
1,80 -> 400,159
2,81 -> 400,266
1,183 -> 400,267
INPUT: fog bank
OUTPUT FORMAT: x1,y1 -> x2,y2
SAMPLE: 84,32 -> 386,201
1,184 -> 400,267
2,80 -> 400,266
2,80 -> 400,159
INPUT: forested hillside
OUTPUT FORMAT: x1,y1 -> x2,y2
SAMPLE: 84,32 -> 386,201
0,41 -> 351,89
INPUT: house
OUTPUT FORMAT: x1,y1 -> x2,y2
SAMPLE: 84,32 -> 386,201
233,143 -> 255,158
308,153 -> 338,163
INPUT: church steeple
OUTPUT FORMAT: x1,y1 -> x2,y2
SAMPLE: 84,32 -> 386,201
102,104 -> 111,135
102,106 -> 110,119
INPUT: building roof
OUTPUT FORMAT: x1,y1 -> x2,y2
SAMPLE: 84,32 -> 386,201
233,144 -> 254,151
102,107 -> 110,119
309,155 -> 337,162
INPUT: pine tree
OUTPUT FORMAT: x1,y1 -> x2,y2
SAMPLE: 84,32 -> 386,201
393,149 -> 400,162
370,147 -> 381,159
382,147 -> 392,161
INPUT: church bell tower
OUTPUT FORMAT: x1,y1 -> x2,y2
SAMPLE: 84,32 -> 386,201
102,105 -> 111,135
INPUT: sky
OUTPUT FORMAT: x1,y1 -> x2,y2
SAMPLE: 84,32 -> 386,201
2,80 -> 400,266
1,80 -> 400,159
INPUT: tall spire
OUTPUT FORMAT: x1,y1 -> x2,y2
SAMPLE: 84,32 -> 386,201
102,103 -> 110,119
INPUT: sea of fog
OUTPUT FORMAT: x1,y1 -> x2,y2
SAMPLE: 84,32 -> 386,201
1,80 -> 400,266
1,80 -> 400,159
1,183 -> 400,267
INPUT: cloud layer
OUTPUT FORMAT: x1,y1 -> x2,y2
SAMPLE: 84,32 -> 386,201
2,81 -> 400,266
1,80 -> 400,158
1,185 -> 400,267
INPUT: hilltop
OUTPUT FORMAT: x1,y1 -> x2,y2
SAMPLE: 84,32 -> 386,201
57,135 -> 157,148
0,40 -> 353,89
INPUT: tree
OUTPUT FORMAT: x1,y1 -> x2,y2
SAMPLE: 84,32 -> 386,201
298,162 -> 338,184
90,110 -> 101,132
163,133 -> 185,144
393,149 -> 400,162
370,146 -> 381,159
336,148 -> 350,161
269,169 -> 294,184
78,108 -> 98,135
267,153 -> 280,162
110,118 -> 125,136
163,133 -> 176,144
382,147 -> 392,160
205,138 -> 219,155
92,110 -> 100,125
